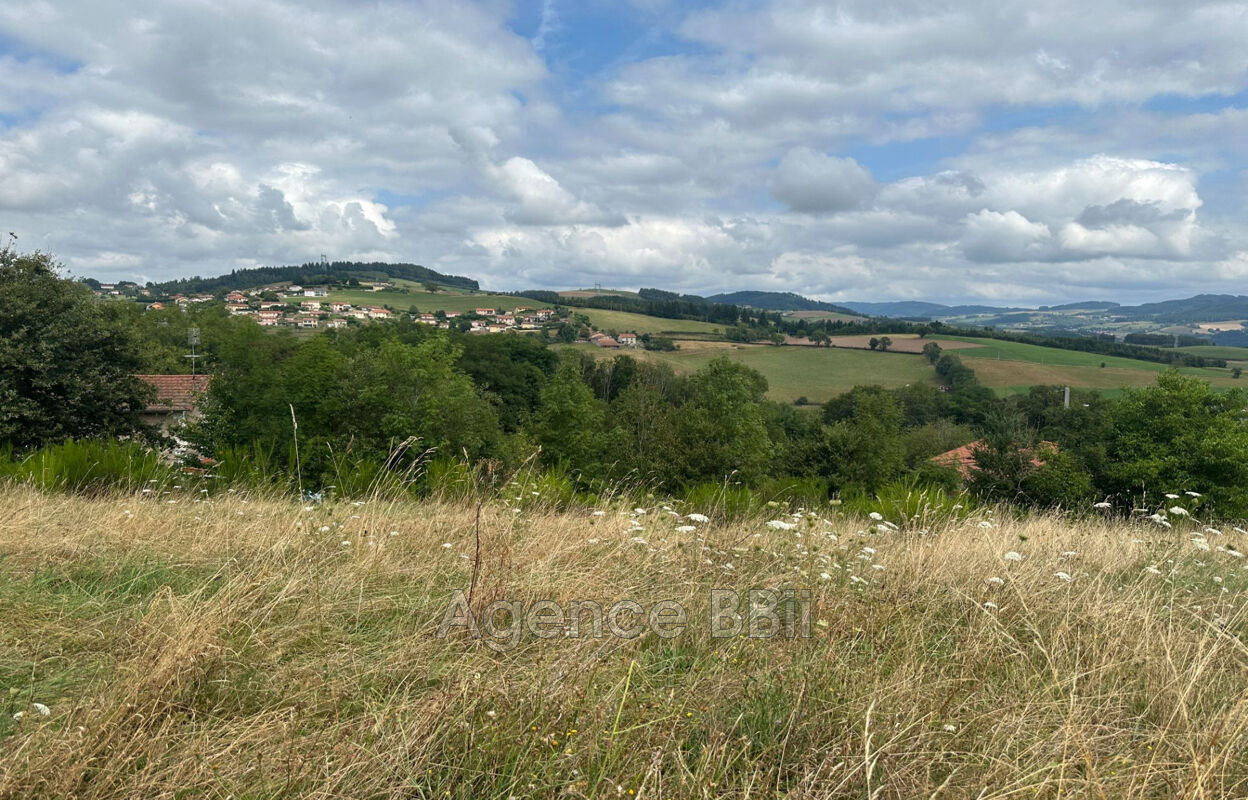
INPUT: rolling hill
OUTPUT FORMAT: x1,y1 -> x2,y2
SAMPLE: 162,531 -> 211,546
146,261 -> 479,295
705,290 -> 859,315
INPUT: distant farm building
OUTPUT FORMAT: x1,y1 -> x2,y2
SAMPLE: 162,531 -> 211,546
589,332 -> 620,348
932,440 -> 1057,481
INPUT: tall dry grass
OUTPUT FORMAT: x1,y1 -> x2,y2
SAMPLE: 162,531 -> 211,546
0,487 -> 1245,798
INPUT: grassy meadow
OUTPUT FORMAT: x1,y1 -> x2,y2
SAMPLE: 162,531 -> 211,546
574,332 -> 1246,403
579,309 -> 727,337
570,341 -> 935,403
1,488 -> 1246,798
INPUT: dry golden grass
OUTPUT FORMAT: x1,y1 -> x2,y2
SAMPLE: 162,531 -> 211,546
1,488 -> 1246,798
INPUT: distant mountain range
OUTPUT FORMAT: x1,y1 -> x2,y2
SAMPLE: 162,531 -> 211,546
838,300 -> 1026,317
728,291 -> 1248,326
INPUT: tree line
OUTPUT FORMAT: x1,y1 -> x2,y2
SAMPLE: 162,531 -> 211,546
6,246 -> 1248,516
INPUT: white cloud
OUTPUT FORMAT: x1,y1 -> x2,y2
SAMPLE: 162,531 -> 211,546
962,210 -> 1052,262
0,0 -> 1245,304
772,147 -> 876,213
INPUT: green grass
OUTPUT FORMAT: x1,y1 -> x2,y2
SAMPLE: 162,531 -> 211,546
944,336 -> 1237,378
575,334 -> 1246,402
578,309 -> 727,336
781,310 -> 861,322
570,342 -> 934,403
1177,345 -> 1248,360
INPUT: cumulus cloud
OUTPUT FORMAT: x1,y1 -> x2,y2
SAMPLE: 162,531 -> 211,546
961,210 -> 1053,263
772,147 -> 876,213
0,0 -> 1245,303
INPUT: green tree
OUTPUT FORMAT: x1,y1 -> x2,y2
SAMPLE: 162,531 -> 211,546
532,358 -> 609,472
0,248 -> 153,449
922,341 -> 943,364
878,336 -> 892,351
341,335 -> 499,461
1102,372 -> 1248,515
675,357 -> 773,483
818,386 -> 906,492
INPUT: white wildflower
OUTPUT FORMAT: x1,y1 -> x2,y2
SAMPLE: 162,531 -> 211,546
982,601 -> 998,610
687,513 -> 710,523
868,512 -> 884,521
674,525 -> 696,533
1145,565 -> 1162,575
1004,551 -> 1024,562
340,540 -> 351,547
987,576 -> 1005,585
1093,501 -> 1112,509
590,510 -> 606,517
1169,506 -> 1189,517
1053,571 -> 1073,582
441,542 -> 454,549
819,572 -> 832,580
766,520 -> 796,530
1185,491 -> 1202,497
942,723 -> 957,732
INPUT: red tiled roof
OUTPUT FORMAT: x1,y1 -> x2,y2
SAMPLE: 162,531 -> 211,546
932,440 -> 1057,480
135,374 -> 212,413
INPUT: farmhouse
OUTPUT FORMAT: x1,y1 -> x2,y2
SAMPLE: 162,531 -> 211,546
135,374 -> 212,432
329,302 -> 352,312
589,332 -> 620,349
618,332 -> 638,347
303,286 -> 328,297
475,308 -> 496,316
933,440 -> 1058,481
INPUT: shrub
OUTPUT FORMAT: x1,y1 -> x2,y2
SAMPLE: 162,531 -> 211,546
0,439 -> 177,494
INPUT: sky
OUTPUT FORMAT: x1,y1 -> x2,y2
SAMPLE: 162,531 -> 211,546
2,0 -> 1247,305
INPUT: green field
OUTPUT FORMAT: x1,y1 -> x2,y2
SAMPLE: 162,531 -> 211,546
1177,345 -> 1248,361
569,341 -> 934,403
578,309 -> 726,336
572,332 -> 1247,403
782,310 -> 862,322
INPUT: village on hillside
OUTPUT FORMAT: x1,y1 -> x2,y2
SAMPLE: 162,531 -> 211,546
94,279 -> 652,348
